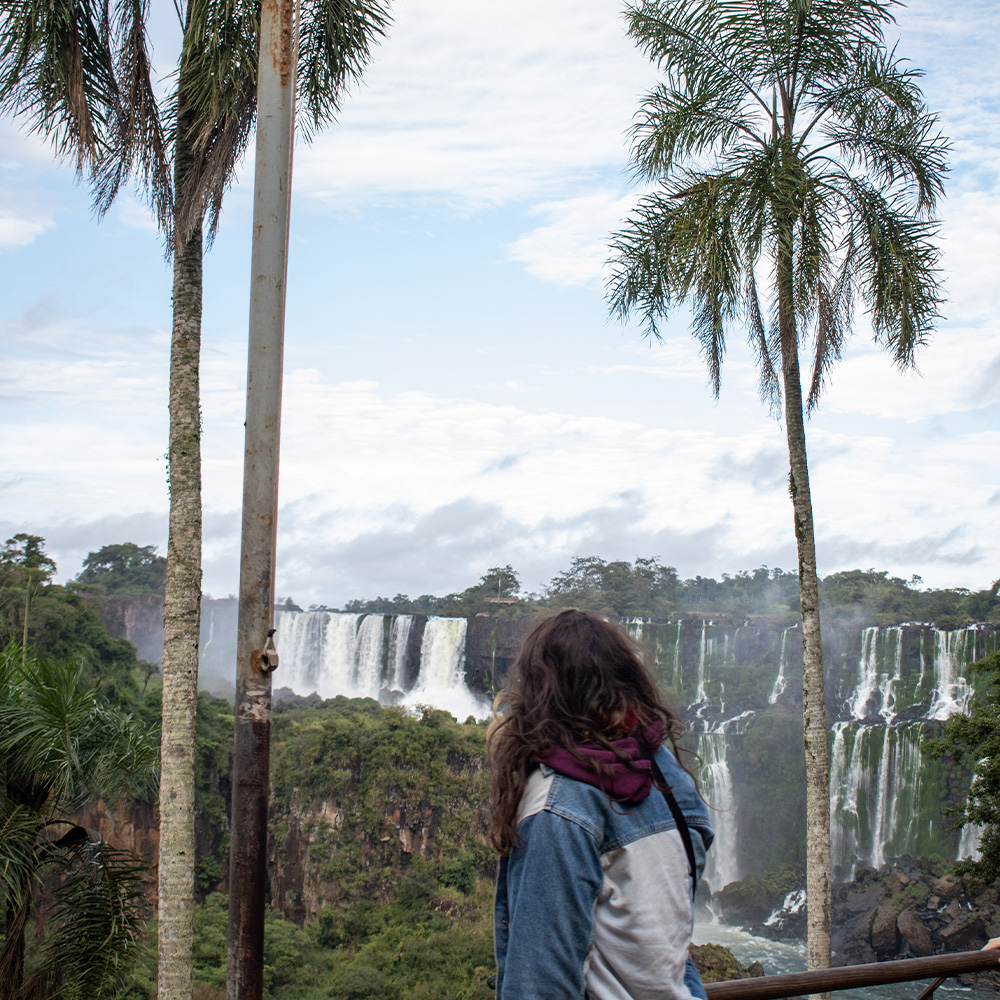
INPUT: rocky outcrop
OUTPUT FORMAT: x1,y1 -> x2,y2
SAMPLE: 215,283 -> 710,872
717,858 -> 1000,965
690,943 -> 765,984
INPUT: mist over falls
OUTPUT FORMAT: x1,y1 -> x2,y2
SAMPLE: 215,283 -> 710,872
195,602 -> 998,891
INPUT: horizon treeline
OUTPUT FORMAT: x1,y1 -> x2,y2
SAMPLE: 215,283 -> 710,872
323,557 -> 1000,627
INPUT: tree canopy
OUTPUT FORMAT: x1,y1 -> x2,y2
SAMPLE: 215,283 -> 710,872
0,534 -> 56,585
76,542 -> 167,595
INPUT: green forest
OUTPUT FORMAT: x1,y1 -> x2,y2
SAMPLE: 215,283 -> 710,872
337,557 -> 1000,628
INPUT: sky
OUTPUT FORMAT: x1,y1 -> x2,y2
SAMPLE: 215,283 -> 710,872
1,0 -> 999,608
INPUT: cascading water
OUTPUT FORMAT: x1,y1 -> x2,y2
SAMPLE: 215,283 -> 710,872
274,610 -> 359,697
768,628 -> 789,704
958,820 -> 984,862
957,766 -> 984,862
699,731 -> 740,892
272,610 -> 488,716
352,614 -> 386,692
222,610 -> 1000,880
405,617 -> 490,721
387,615 -> 414,690
847,627 -> 903,721
928,629 -> 976,720
829,721 -> 927,875
694,622 -> 712,711
672,622 -> 683,691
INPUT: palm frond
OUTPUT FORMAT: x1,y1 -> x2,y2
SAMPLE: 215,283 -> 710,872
0,801 -> 39,904
0,654 -> 94,813
87,707 -> 160,806
847,180 -> 943,366
32,840 -> 149,1000
92,0 -> 171,227
168,0 -> 259,244
625,0 -> 772,116
781,0 -> 898,97
0,0 -> 119,170
608,173 -> 746,394
610,0 -> 946,410
818,106 -> 947,214
631,81 -> 765,180
746,274 -> 781,411
0,648 -> 159,816
297,0 -> 390,138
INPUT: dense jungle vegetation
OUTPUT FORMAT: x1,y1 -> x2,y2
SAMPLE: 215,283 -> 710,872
336,557 -> 1000,627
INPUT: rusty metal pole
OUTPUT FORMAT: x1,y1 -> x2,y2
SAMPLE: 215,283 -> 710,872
226,0 -> 296,996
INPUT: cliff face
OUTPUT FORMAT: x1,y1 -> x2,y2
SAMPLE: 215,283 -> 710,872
264,701 -> 490,924
99,592 -> 166,665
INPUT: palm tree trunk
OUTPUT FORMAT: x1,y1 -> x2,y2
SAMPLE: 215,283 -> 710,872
777,238 -> 832,979
158,85 -> 203,1000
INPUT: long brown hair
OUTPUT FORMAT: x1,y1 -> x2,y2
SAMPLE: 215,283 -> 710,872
486,609 -> 685,855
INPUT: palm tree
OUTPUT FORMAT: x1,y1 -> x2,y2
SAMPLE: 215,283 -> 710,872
1,2 -> 389,995
607,0 -> 947,971
0,645 -> 159,1000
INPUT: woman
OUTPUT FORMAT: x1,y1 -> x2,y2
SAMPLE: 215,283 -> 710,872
487,609 -> 713,1000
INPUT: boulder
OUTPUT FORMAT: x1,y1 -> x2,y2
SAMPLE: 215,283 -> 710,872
871,901 -> 904,955
854,866 -> 878,886
931,875 -> 963,902
690,943 -> 765,984
887,870 -> 911,894
976,887 -> 1000,908
897,906 -> 934,957
938,913 -> 987,952
833,908 -> 878,966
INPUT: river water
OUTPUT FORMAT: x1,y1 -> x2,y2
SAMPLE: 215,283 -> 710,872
693,923 -> 996,1000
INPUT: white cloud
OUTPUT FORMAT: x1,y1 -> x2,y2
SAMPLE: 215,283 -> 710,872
938,188 -> 1000,325
505,191 -> 640,287
0,205 -> 54,248
115,196 -> 162,234
293,0 -> 657,208
5,363 -> 998,603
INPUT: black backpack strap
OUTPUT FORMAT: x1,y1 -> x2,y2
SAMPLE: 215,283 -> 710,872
651,757 -> 697,890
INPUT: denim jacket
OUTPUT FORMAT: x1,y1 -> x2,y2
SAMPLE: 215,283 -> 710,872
494,745 -> 713,1000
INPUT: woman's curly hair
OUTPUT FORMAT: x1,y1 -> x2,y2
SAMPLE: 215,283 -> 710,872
486,609 -> 687,855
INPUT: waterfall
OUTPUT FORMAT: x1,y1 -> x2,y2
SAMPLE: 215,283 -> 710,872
352,614 -> 386,693
695,622 -> 711,705
699,732 -> 739,892
829,722 -> 926,875
672,622 -> 683,691
768,629 -> 789,704
275,610 -> 360,697
319,613 -> 366,696
405,617 -> 489,721
957,766 -> 984,862
958,821 -> 984,862
928,629 -> 975,720
272,610 -> 488,717
387,615 -> 414,690
847,627 -> 903,721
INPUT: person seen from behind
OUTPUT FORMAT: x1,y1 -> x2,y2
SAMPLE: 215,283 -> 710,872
487,609 -> 713,999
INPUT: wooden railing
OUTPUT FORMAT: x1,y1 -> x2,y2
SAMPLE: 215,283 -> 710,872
704,950 -> 1000,1000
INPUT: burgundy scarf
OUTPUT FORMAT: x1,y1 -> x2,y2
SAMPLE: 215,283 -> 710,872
534,719 -> 665,804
